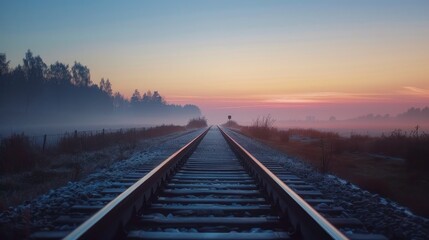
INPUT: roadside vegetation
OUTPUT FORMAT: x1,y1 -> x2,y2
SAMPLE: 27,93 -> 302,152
0,123 -> 204,210
186,117 -> 208,128
224,118 -> 429,217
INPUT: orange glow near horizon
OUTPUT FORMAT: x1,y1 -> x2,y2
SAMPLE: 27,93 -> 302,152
165,87 -> 429,106
161,86 -> 429,123
98,34 -> 429,119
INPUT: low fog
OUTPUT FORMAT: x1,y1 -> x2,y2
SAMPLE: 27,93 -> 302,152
210,106 -> 429,136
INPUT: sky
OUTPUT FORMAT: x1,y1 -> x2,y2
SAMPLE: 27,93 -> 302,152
1,0 -> 429,124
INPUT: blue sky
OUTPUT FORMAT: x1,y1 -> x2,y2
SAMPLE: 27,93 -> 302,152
2,0 -> 428,66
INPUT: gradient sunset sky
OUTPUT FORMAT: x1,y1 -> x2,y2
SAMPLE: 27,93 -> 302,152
1,0 -> 428,124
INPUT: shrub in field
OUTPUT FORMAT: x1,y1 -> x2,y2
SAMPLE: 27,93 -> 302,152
223,120 -> 240,128
0,134 -> 38,173
186,117 -> 208,128
247,115 -> 276,139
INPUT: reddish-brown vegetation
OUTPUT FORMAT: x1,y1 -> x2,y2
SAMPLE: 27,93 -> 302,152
0,125 -> 188,210
0,125 -> 185,174
227,122 -> 429,217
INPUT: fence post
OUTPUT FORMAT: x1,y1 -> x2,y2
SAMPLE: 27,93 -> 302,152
42,134 -> 47,152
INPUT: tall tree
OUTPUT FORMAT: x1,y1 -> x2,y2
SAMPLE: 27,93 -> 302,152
21,50 -> 47,113
142,90 -> 152,102
11,65 -> 25,83
99,78 -> 113,96
104,79 -> 112,96
47,62 -> 71,85
0,53 -> 10,77
71,62 -> 91,86
131,89 -> 141,105
22,50 -> 47,83
152,91 -> 165,104
113,91 -> 128,109
99,78 -> 106,90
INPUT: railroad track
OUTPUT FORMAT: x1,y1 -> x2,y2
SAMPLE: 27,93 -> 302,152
32,127 -> 386,239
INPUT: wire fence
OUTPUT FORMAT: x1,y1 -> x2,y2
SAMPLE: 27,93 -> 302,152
0,127 -> 148,152
0,125 -> 187,173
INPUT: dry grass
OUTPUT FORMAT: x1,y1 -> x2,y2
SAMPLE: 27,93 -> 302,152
0,125 -> 187,210
0,142 -> 136,211
274,140 -> 429,217
229,122 -> 429,217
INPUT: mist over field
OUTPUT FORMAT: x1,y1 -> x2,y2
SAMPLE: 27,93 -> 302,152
276,108 -> 429,136
211,105 -> 429,136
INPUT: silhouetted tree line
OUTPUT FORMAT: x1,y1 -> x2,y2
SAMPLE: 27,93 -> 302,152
350,107 -> 429,121
397,107 -> 429,120
0,51 -> 201,125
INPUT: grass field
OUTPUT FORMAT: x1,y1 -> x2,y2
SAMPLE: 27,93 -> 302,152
0,125 -> 189,210
225,120 -> 429,218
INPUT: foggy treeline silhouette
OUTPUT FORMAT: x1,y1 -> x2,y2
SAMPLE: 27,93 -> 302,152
0,51 -> 201,126
349,107 -> 429,121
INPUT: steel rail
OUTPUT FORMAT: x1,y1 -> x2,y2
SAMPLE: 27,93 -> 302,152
219,126 -> 348,240
64,127 -> 210,240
